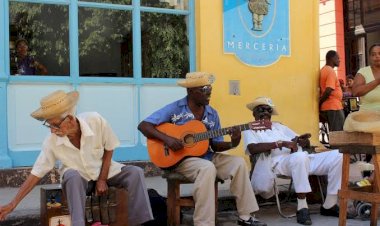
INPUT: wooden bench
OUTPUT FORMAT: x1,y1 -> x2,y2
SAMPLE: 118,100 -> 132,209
162,171 -> 223,226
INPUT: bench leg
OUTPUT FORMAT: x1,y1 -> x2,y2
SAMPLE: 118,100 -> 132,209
214,182 -> 219,223
167,180 -> 181,226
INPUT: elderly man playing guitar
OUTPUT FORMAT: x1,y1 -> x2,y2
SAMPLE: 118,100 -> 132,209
138,72 -> 268,226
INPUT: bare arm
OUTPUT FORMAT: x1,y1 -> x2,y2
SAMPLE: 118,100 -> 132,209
211,126 -> 241,152
34,61 -> 48,75
138,121 -> 183,151
0,174 -> 41,221
96,149 -> 113,196
319,87 -> 333,107
352,73 -> 380,97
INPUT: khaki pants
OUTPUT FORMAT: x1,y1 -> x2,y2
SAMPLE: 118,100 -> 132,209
174,153 -> 259,226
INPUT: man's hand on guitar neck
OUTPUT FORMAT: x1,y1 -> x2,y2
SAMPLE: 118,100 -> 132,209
229,126 -> 241,148
163,136 -> 184,151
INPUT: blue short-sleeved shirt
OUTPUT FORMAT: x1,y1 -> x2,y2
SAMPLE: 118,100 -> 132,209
144,96 -> 224,160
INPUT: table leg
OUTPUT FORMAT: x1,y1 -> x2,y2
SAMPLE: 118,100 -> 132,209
370,154 -> 380,226
339,153 -> 350,226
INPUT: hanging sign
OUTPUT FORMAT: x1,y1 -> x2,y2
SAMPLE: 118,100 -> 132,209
223,0 -> 290,67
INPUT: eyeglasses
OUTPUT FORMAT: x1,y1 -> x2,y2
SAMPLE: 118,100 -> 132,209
197,85 -> 212,94
43,115 -> 68,130
254,105 -> 273,114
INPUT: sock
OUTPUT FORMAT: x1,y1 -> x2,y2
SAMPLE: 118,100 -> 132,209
297,198 -> 308,210
323,194 -> 338,209
239,215 -> 251,221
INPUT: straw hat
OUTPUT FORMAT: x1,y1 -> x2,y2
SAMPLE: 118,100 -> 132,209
31,90 -> 79,121
246,96 -> 279,115
177,72 -> 215,88
344,110 -> 380,133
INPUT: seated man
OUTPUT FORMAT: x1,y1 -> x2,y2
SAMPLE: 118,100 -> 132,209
243,97 -> 344,225
0,90 -> 153,226
138,72 -> 267,226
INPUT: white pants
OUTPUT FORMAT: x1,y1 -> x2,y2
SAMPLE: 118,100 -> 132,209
174,153 -> 259,226
273,150 -> 342,195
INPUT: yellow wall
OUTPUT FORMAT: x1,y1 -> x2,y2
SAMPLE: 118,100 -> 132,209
195,1 -> 321,159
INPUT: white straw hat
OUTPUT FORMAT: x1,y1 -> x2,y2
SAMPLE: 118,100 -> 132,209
344,110 -> 380,133
246,96 -> 278,115
31,90 -> 79,121
177,72 -> 215,88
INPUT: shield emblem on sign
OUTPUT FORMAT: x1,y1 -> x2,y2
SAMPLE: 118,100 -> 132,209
223,0 -> 290,67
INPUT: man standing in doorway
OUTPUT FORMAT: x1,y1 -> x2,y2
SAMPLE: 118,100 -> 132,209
319,50 -> 345,131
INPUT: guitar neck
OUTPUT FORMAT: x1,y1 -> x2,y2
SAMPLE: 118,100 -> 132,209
194,123 -> 251,142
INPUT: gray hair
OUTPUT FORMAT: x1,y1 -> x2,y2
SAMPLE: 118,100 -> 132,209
59,106 -> 76,119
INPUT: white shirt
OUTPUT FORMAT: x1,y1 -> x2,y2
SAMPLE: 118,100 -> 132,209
243,122 -> 303,165
31,112 -> 124,181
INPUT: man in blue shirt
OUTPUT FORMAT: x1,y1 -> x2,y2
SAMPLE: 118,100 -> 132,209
138,72 -> 266,226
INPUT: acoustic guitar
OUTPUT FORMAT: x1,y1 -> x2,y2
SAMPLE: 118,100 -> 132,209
147,120 -> 269,168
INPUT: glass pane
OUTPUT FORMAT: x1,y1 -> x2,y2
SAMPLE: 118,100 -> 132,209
141,13 -> 189,78
362,0 -> 380,27
79,0 -> 131,4
346,0 -> 355,30
141,0 -> 188,10
9,2 -> 69,76
79,8 -> 132,77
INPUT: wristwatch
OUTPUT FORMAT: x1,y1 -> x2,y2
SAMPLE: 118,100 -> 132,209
275,140 -> 283,150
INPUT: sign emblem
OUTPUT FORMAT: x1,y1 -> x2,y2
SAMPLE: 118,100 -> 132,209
223,0 -> 290,67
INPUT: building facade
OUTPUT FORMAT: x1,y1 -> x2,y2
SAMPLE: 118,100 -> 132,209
319,0 -> 380,81
1,0 -> 321,169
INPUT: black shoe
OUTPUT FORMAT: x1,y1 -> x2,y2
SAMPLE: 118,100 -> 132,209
296,208 -> 312,225
320,205 -> 355,219
237,217 -> 267,226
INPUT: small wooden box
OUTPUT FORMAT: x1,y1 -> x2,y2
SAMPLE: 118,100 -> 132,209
40,185 -> 70,226
40,185 -> 128,226
329,131 -> 380,146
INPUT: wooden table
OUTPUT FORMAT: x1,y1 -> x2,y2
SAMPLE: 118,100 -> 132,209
330,131 -> 380,226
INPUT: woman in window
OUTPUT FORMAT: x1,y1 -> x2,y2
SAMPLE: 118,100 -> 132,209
14,38 -> 48,75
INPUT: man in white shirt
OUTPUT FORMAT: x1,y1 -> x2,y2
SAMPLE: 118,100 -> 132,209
243,97 -> 344,225
0,90 -> 153,226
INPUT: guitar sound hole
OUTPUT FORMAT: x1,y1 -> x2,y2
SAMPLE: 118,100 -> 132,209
183,134 -> 195,146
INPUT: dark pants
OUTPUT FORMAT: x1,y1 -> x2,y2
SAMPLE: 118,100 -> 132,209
320,109 -> 345,131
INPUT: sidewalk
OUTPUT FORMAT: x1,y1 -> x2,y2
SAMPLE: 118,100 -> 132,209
0,176 -> 378,226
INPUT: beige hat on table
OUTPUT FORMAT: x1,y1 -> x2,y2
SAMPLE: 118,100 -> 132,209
177,72 -> 215,88
344,110 -> 380,133
31,90 -> 79,121
246,96 -> 279,115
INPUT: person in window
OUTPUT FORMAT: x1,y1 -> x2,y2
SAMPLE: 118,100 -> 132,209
345,74 -> 354,98
0,90 -> 153,226
352,43 -> 380,111
14,38 -> 48,75
243,97 -> 349,225
138,72 -> 268,226
319,50 -> 345,131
